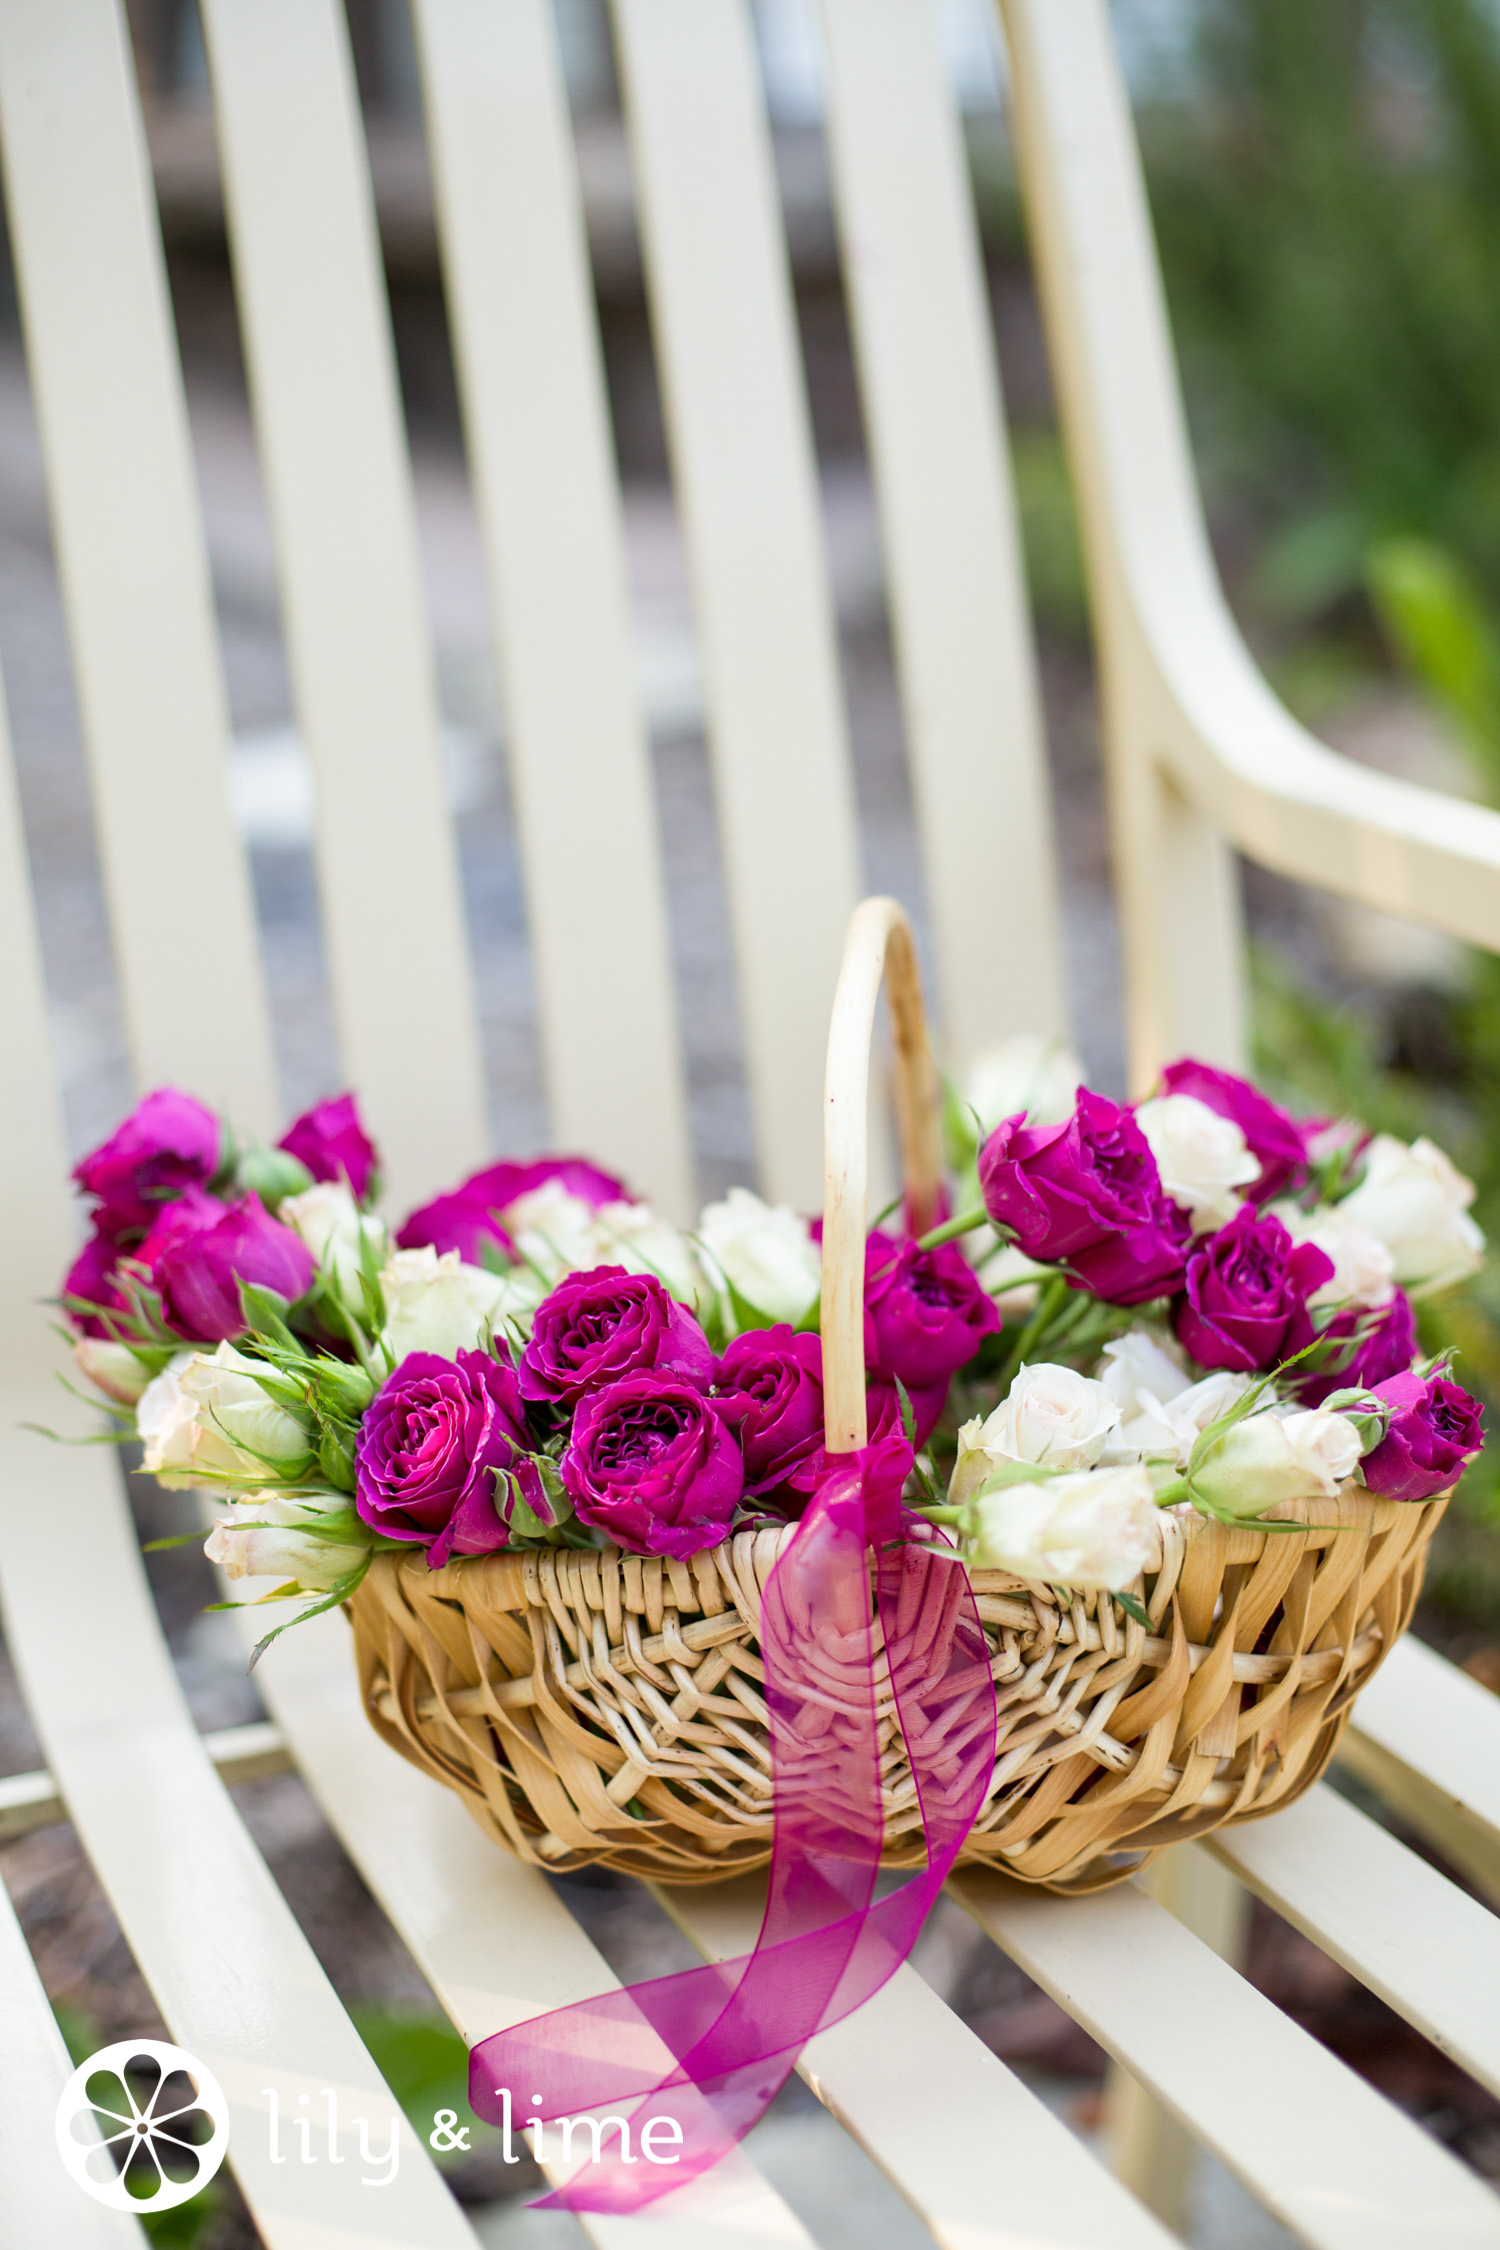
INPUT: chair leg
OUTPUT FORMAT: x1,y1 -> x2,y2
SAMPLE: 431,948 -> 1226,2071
1106,1845 -> 1249,2227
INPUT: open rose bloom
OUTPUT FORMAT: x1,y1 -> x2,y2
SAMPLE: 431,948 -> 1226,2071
57,1060 -> 1486,1643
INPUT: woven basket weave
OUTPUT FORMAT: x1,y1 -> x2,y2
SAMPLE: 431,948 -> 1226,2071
348,899 -> 1446,1892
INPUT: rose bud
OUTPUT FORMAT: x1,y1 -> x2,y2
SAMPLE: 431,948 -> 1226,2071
73,1336 -> 154,1405
521,1266 -> 712,1407
713,1326 -> 825,1497
205,1505 -> 369,1593
952,1363 -> 1121,1499
960,1462 -> 1159,1590
1359,1369 -> 1485,1502
1190,1407 -> 1363,1518
1158,1060 -> 1308,1203
277,1093 -> 380,1202
138,1344 -> 313,1490
153,1194 -> 316,1342
1336,1134 -> 1485,1294
1175,1205 -> 1334,1374
699,1187 -> 821,1329
979,1090 -> 1190,1305
282,1180 -> 390,1315
562,1374 -> 743,1557
355,1348 -> 543,1566
1293,1289 -> 1416,1407
863,1233 -> 999,1394
73,1087 -> 224,1236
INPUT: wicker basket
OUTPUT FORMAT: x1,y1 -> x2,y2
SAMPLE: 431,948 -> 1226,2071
348,899 -> 1447,1892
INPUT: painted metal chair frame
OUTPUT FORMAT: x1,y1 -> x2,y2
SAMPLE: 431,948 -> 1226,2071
2,2 -> 1499,2243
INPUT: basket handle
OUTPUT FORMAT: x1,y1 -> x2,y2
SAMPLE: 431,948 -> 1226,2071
821,898 -> 943,1454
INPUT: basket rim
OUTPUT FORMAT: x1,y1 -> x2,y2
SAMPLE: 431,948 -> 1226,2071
375,1481 -> 1441,1607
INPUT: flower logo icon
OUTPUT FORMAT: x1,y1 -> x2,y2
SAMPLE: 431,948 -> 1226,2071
55,2039 -> 230,2212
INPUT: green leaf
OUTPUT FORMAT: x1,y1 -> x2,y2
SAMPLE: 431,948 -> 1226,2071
1113,1588 -> 1152,1630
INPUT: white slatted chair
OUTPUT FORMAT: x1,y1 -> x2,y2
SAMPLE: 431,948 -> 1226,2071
1,2 -> 1499,2244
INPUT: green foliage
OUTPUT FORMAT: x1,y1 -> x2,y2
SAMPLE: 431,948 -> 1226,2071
1366,535 -> 1500,782
350,2008 -> 498,2173
1143,0 -> 1500,617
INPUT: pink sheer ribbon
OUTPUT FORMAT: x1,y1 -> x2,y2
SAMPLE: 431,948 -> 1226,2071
469,1435 -> 998,2214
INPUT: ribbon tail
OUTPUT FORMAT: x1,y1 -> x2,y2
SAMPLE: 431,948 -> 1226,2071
469,1454 -> 996,2216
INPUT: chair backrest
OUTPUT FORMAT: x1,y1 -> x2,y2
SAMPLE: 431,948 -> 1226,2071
0,0 -> 1073,1234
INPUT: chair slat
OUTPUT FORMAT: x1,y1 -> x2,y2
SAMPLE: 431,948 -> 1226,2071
653,1874 -> 1177,2250
610,0 -> 862,1208
0,0 -> 276,1130
198,0 -> 487,1210
0,1771 -> 145,2243
1205,1788 -> 1500,2102
410,0 -> 693,1217
950,1867 -> 1500,2250
0,719 -> 478,2247
247,1608 -> 817,2246
817,0 -> 1068,1065
1341,1637 -> 1500,1904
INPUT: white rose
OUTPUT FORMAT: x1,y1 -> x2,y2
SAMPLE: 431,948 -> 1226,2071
953,1363 -> 1121,1499
1191,1406 -> 1363,1519
1105,1367 -> 1257,1468
697,1187 -> 821,1328
1097,1328 -> 1191,1415
281,1180 -> 388,1313
1134,1093 -> 1259,1232
964,1035 -> 1084,1133
138,1345 -> 311,1489
1337,1134 -> 1485,1292
136,1353 -> 200,1488
74,1337 -> 153,1406
510,1182 -> 702,1306
964,1463 -> 1159,1590
379,1245 -> 511,1360
205,1506 -> 367,1592
1268,1199 -> 1395,1311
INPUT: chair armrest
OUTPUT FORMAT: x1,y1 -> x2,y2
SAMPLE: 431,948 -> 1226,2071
1001,0 -> 1500,951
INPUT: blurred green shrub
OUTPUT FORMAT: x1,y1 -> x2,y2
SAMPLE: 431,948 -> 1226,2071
1143,0 -> 1500,624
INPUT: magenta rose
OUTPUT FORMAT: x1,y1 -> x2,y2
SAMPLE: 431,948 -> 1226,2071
395,1185 -> 516,1265
62,1227 -> 131,1337
74,1088 -> 223,1236
1069,1199 -> 1194,1307
1176,1205 -> 1334,1373
714,1326 -> 825,1497
787,1371 -> 940,1498
1159,1060 -> 1307,1203
979,1090 -> 1189,1304
154,1194 -> 316,1342
864,1233 -> 999,1394
1360,1369 -> 1485,1502
1295,1290 -> 1417,1406
563,1375 -> 743,1556
355,1349 -> 545,1566
521,1266 -> 712,1407
63,1186 -> 231,1335
397,1154 -> 629,1261
278,1093 -> 379,1201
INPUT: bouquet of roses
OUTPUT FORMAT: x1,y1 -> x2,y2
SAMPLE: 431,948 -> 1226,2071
58,1044 -> 1487,1663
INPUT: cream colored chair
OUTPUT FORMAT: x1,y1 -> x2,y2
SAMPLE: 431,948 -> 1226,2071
2,2 -> 1500,2244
